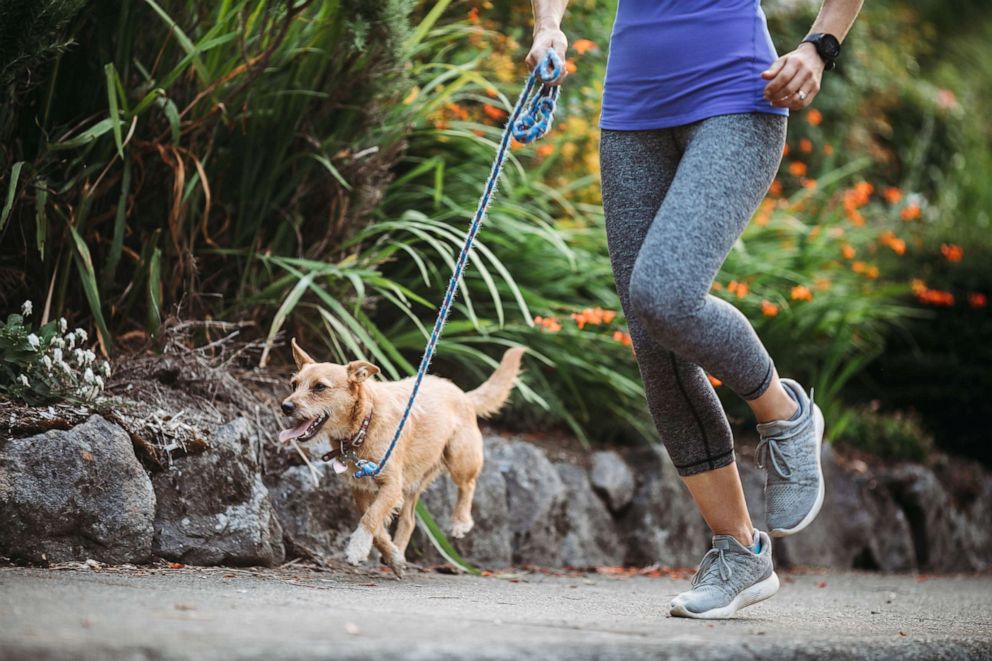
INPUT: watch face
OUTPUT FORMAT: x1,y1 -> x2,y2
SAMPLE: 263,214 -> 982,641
820,34 -> 841,59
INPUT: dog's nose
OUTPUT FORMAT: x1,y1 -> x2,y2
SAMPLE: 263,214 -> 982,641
281,401 -> 295,416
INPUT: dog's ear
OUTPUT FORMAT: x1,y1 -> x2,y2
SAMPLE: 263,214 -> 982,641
291,338 -> 316,369
346,360 -> 380,383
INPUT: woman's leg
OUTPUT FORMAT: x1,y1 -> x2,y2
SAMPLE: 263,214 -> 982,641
626,112 -> 788,412
600,127 -> 754,545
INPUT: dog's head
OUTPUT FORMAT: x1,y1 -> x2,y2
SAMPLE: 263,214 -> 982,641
278,338 -> 380,445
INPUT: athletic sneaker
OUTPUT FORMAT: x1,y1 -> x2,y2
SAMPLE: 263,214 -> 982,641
670,531 -> 779,619
755,378 -> 825,537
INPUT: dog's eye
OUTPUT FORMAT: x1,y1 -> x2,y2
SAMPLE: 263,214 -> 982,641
312,382 -> 327,392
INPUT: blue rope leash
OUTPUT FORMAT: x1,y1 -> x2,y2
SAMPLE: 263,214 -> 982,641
351,50 -> 563,480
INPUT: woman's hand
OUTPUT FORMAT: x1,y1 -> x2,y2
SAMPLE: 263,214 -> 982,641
526,28 -> 568,85
761,43 -> 825,110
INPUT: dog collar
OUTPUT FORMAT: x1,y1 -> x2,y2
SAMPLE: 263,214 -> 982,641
321,408 -> 373,463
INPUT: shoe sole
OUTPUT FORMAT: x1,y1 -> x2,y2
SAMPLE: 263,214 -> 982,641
770,403 -> 825,538
669,572 -> 780,620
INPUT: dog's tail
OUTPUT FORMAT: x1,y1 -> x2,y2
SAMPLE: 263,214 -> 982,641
467,347 -> 526,418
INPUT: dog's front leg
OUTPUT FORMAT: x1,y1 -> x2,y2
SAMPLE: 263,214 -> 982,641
346,476 -> 403,567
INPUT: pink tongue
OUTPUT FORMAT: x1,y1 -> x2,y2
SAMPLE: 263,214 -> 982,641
278,419 -> 313,444
331,459 -> 348,474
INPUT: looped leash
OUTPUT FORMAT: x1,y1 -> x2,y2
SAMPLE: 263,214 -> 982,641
349,50 -> 563,480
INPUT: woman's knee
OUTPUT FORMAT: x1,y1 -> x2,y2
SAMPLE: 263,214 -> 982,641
628,261 -> 702,333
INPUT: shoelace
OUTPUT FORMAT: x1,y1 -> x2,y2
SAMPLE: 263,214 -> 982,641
691,547 -> 733,587
755,387 -> 817,479
755,436 -> 793,479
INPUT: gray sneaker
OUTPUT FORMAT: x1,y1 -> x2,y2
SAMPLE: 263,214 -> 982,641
670,531 -> 779,619
756,378 -> 825,537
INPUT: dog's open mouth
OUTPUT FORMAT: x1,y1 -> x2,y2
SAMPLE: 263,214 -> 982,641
278,413 -> 328,444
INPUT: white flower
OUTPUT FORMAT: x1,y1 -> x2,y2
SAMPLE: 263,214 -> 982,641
52,337 -> 65,349
58,318 -> 67,333
82,350 -> 96,365
100,361 -> 111,377
58,360 -> 72,375
18,374 -> 29,387
41,356 -> 53,371
94,376 -> 104,389
74,349 -> 86,365
66,334 -> 75,350
84,368 -> 95,384
21,301 -> 32,317
53,348 -> 63,363
75,329 -> 88,343
26,333 -> 40,349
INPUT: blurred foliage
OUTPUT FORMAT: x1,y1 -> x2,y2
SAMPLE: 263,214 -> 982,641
1,0 -> 990,461
838,403 -> 934,462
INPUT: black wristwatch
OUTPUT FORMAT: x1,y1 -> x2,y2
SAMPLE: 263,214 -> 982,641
801,33 -> 841,70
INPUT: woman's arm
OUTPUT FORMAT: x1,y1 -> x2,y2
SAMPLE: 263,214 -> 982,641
525,0 -> 569,84
762,0 -> 864,109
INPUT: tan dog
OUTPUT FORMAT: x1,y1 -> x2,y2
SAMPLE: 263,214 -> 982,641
279,339 -> 524,577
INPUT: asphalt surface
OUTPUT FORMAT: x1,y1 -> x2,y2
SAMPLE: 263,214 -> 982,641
0,565 -> 990,660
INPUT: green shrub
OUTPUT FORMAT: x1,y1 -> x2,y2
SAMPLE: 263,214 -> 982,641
838,403 -> 934,462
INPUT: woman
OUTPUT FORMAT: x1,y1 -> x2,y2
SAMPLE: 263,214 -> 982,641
526,0 -> 863,618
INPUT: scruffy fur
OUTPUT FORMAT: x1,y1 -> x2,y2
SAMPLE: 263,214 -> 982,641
281,339 -> 525,577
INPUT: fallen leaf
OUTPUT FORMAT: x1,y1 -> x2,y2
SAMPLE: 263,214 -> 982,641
167,562 -> 185,569
816,581 -> 828,588
81,451 -> 93,462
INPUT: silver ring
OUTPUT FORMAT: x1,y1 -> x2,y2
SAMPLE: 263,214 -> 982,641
798,90 -> 808,101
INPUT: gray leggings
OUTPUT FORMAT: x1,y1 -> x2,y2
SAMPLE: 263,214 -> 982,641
600,112 -> 787,477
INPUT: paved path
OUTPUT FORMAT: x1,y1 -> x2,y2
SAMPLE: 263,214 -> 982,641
1,565 -> 990,660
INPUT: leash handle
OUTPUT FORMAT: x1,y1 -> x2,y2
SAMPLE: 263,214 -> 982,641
351,50 -> 562,480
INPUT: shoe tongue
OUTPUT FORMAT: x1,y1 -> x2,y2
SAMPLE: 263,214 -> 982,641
711,535 -> 737,551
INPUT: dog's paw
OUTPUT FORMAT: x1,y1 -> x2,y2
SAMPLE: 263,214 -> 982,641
448,518 -> 474,539
345,526 -> 374,565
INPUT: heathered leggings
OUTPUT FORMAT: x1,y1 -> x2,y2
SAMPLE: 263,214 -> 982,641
599,112 -> 787,477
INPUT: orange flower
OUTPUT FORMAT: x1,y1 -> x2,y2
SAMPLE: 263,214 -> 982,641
799,138 -> 813,153
468,7 -> 480,24
866,264 -> 880,279
814,276 -> 832,291
446,102 -> 469,121
761,299 -> 779,317
711,282 -> 723,291
822,143 -> 834,155
882,186 -> 903,204
536,143 -> 555,158
968,292 -> 988,308
572,39 -> 597,55
940,243 -> 963,262
768,179 -> 782,196
911,278 -> 927,295
802,178 -> 817,189
571,306 -> 617,328
846,208 -> 865,226
707,374 -> 723,388
482,104 -> 507,121
533,315 -> 562,332
851,260 -> 867,274
727,280 -> 739,295
788,161 -> 807,177
612,330 -> 632,346
880,231 -> 906,255
841,243 -> 856,259
565,59 -> 577,74
790,285 -> 813,301
806,108 -> 823,126
782,144 -> 790,157
916,287 -> 954,307
900,204 -> 921,221
736,282 -> 749,298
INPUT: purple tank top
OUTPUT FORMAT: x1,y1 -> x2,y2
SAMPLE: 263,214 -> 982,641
600,0 -> 789,130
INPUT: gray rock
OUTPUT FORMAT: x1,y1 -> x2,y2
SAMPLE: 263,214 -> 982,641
762,445 -> 915,572
882,464 -> 982,572
487,437 -> 568,566
266,465 -> 359,563
616,447 -> 709,567
555,463 -> 625,567
152,418 -> 284,566
0,415 -> 155,564
589,451 -> 635,513
416,449 -> 514,568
